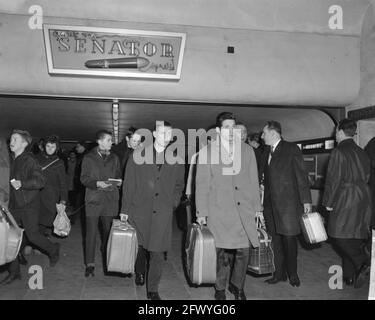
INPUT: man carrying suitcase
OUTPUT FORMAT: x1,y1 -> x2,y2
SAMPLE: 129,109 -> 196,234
196,112 -> 263,300
121,121 -> 185,300
1,130 -> 60,285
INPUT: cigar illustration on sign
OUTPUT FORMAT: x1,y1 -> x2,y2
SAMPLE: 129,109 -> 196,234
84,57 -> 150,69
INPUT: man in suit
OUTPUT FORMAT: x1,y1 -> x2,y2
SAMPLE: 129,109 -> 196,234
196,112 -> 263,300
261,121 -> 312,287
323,119 -> 372,288
121,121 -> 185,300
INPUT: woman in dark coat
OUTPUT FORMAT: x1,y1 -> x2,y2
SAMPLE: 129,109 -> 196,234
36,135 -> 68,236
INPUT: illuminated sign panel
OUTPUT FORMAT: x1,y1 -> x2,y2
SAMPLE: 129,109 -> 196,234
43,24 -> 186,80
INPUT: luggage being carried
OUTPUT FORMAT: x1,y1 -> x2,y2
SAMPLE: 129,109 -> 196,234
248,217 -> 275,275
301,212 -> 328,244
107,214 -> 138,274
53,203 -> 71,237
185,223 -> 216,285
0,202 -> 24,266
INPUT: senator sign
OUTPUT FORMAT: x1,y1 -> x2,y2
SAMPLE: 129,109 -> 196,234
43,24 -> 186,80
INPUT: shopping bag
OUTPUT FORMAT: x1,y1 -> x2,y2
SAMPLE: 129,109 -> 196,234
248,217 -> 275,275
0,201 -> 24,266
53,203 -> 71,237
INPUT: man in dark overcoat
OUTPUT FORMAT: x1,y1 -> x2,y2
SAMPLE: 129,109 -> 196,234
80,130 -> 122,277
323,119 -> 372,288
121,121 -> 185,300
261,121 -> 312,287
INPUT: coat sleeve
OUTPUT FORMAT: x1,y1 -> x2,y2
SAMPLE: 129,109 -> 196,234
121,156 -> 136,216
195,149 -> 211,218
322,149 -> 342,208
58,161 -> 68,203
80,156 -> 97,190
173,164 -> 185,208
21,157 -> 45,190
292,145 -> 312,204
249,147 -> 262,212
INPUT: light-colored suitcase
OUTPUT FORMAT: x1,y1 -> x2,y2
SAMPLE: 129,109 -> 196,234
107,219 -> 138,274
0,202 -> 24,266
301,212 -> 328,244
185,223 -> 216,285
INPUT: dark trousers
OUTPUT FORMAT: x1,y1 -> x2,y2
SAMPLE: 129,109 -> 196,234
264,205 -> 298,278
135,246 -> 164,292
215,247 -> 249,291
8,202 -> 57,276
331,238 -> 369,278
85,216 -> 113,267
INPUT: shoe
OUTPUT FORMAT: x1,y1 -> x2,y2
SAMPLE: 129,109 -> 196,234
49,243 -> 60,267
147,292 -> 161,300
343,276 -> 354,287
228,283 -> 246,300
18,253 -> 28,265
265,273 -> 288,284
289,275 -> 301,287
214,289 -> 226,300
85,266 -> 95,277
0,273 -> 21,285
135,273 -> 145,286
354,264 -> 370,289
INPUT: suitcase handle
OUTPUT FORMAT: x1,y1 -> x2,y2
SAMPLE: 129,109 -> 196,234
0,201 -> 22,233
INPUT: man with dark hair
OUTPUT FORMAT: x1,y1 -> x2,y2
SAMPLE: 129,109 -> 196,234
323,118 -> 372,288
111,126 -> 142,174
121,121 -> 185,300
196,112 -> 263,300
261,121 -> 312,287
1,130 -> 60,285
80,130 -> 122,277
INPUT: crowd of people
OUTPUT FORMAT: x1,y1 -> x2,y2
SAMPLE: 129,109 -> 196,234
0,113 -> 374,301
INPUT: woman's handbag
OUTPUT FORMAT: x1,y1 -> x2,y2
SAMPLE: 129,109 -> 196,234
0,201 -> 24,266
248,217 -> 275,275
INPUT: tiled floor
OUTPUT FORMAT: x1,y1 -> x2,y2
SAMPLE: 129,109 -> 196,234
0,216 -> 370,300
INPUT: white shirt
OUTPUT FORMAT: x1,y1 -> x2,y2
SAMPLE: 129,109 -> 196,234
268,139 -> 281,164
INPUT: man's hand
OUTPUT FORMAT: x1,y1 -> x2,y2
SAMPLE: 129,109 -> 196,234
303,203 -> 312,214
97,181 -> 111,189
326,207 -> 333,212
10,179 -> 21,190
196,217 -> 207,226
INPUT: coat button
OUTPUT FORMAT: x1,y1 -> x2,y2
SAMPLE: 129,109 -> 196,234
237,202 -> 240,205
153,210 -> 157,213
155,193 -> 159,197
235,187 -> 238,190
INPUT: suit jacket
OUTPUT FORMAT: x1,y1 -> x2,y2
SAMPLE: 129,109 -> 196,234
122,144 -> 185,252
323,139 -> 371,238
81,148 -> 121,217
0,138 -> 10,207
365,137 -> 375,229
263,140 -> 311,236
195,140 -> 262,249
